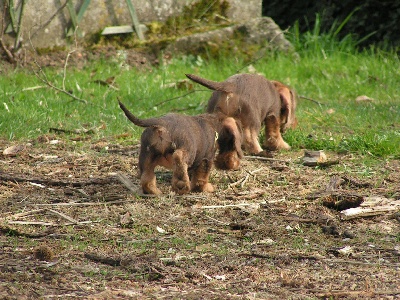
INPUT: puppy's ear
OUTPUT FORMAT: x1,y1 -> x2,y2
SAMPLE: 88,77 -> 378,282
279,92 -> 290,125
219,117 -> 243,158
272,81 -> 296,130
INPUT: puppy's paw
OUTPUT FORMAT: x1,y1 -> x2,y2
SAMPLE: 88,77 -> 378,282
142,185 -> 162,195
264,137 -> 291,151
280,141 -> 291,150
191,181 -> 214,193
202,182 -> 214,193
215,152 -> 241,170
172,180 -> 191,195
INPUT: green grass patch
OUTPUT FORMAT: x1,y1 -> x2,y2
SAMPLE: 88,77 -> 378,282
1,28 -> 399,157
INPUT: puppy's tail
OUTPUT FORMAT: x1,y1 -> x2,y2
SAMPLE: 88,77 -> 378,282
118,100 -> 156,127
185,74 -> 234,93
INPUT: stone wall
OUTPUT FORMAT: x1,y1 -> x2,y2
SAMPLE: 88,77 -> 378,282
0,0 -> 261,49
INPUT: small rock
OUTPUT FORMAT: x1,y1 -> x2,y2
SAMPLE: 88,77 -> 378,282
303,150 -> 327,166
342,230 -> 355,239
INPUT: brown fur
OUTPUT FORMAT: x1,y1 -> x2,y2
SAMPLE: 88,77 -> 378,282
186,73 -> 298,154
119,101 -> 242,195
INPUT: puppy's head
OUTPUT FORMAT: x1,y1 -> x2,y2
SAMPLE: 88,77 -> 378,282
272,81 -> 298,132
215,117 -> 243,170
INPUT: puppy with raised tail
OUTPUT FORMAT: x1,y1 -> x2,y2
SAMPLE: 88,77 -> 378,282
118,101 -> 242,195
186,73 -> 298,155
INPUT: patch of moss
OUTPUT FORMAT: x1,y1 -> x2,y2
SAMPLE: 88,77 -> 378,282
87,0 -> 233,58
36,46 -> 66,55
162,0 -> 230,36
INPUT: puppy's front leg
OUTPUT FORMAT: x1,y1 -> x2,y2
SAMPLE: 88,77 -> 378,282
191,158 -> 214,193
171,149 -> 191,195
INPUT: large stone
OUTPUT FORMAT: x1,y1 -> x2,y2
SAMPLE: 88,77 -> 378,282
165,17 -> 293,55
0,0 -> 261,49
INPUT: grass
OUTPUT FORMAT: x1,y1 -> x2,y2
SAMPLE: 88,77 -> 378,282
0,27 -> 399,158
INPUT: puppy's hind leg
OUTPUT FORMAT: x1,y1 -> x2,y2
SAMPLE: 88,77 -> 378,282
243,127 -> 263,154
264,114 -> 290,150
171,149 -> 191,195
140,157 -> 162,195
191,158 -> 214,193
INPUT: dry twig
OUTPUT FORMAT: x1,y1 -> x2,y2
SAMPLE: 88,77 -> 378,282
228,167 -> 265,188
0,1 -> 15,63
28,33 -> 87,104
299,95 -> 325,106
244,155 -> 290,163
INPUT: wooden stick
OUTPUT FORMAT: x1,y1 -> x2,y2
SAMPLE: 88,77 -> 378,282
8,209 -> 46,219
199,202 -> 263,209
7,220 -> 94,226
32,199 -> 136,207
244,155 -> 290,163
299,95 -> 325,106
229,167 -> 265,188
47,209 -> 79,224
7,221 -> 55,226
115,172 -> 138,193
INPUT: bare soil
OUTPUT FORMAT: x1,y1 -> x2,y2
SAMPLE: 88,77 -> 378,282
0,48 -> 399,299
0,46 -> 158,72
0,134 -> 399,300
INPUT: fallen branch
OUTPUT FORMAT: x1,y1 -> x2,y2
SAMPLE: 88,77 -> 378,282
198,202 -> 263,210
340,205 -> 400,220
244,155 -> 290,163
299,95 -> 325,106
49,127 -> 96,134
228,167 -> 265,188
47,209 -> 79,224
115,172 -> 138,193
0,171 -> 115,187
7,220 -> 94,226
7,209 -> 46,219
32,199 -> 134,207
152,89 -> 208,108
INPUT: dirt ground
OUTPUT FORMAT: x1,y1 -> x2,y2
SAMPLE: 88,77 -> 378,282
0,134 -> 399,299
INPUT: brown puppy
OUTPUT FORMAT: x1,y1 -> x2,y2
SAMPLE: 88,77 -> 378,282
186,73 -> 297,154
119,101 -> 242,195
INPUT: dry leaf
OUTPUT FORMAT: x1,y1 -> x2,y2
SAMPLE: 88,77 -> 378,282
3,144 -> 25,156
326,108 -> 335,114
355,95 -> 374,102
156,226 -> 166,233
